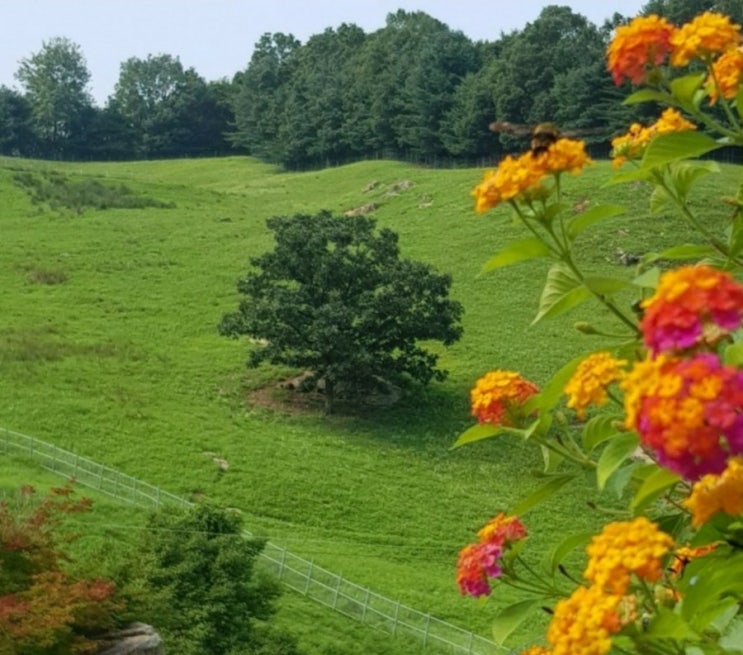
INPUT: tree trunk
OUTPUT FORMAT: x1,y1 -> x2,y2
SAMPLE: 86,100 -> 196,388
324,378 -> 335,414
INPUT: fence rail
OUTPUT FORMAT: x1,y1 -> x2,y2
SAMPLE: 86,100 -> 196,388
0,427 -> 502,655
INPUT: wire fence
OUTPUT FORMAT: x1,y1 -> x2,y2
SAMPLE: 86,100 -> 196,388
0,426 -> 503,655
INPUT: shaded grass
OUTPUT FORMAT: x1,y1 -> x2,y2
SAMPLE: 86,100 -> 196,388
0,154 -> 740,647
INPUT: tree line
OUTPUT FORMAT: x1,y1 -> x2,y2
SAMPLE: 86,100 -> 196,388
2,0 -> 741,167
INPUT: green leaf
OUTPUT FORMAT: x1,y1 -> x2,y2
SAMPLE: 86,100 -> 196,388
511,474 -> 575,515
736,87 -> 743,121
596,432 -> 639,490
582,414 -> 624,452
526,354 -> 584,413
631,267 -> 660,289
532,263 -> 591,325
541,443 -> 564,473
631,466 -> 680,514
567,204 -> 625,240
605,167 -> 652,186
650,185 -> 674,214
481,238 -> 552,272
720,616 -> 743,652
623,89 -> 670,105
658,243 -> 718,260
583,276 -> 629,294
492,599 -> 543,646
670,73 -> 705,109
724,341 -> 743,366
641,131 -> 721,169
548,531 -> 593,574
452,423 -> 525,448
644,608 -> 696,639
668,160 -> 719,202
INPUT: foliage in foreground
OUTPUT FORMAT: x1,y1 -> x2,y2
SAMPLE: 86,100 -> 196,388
119,504 -> 300,655
220,211 -> 463,412
455,9 -> 743,655
0,484 -> 120,655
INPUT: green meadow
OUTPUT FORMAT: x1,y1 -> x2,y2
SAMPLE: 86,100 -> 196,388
1,154 -> 738,653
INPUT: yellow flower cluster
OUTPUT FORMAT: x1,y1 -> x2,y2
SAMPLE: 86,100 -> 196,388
684,457 -> 743,526
708,46 -> 743,102
470,370 -> 539,425
564,352 -> 627,419
547,586 -> 621,655
584,517 -> 674,595
519,646 -> 551,655
611,108 -> 696,168
544,518 -> 672,654
472,138 -> 592,213
670,11 -> 742,67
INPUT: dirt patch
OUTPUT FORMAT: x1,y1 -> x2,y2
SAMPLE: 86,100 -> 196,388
247,374 -> 402,416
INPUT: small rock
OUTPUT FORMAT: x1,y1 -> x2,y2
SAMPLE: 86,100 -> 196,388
95,623 -> 163,655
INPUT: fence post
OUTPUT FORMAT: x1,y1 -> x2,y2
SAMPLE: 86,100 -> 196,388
277,548 -> 287,581
156,486 -> 161,507
423,614 -> 431,647
304,561 -> 313,595
333,574 -> 342,609
468,631 -> 474,654
392,600 -> 400,635
361,588 -> 370,622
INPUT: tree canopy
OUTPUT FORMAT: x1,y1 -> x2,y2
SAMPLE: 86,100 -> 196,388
219,212 -> 463,412
4,4 -> 730,165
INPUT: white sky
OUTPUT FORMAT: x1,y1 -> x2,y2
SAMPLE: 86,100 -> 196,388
1,1 -> 647,106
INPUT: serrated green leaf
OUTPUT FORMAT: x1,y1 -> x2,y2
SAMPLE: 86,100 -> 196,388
532,263 -> 590,325
481,238 -> 552,273
567,204 -> 625,239
736,87 -> 743,121
670,73 -> 705,109
632,267 -> 660,289
605,460 -> 641,499
658,244 -> 718,260
492,599 -> 543,646
623,89 -> 670,105
650,185 -> 674,214
511,474 -> 575,515
451,423 -> 525,449
641,131 -> 721,169
583,276 -> 629,294
548,531 -> 593,574
631,466 -> 680,514
596,433 -> 639,490
668,160 -> 719,202
582,414 -> 624,452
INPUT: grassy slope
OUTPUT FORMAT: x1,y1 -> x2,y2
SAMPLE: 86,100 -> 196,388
1,155 -> 739,650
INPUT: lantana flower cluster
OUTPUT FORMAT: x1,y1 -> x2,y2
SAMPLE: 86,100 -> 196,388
546,518 -> 672,655
608,11 -> 742,88
684,457 -> 743,526
470,370 -> 539,425
472,138 -> 592,213
610,108 -> 696,168
456,513 -> 527,597
621,265 -> 743,480
564,351 -> 627,419
640,264 -> 743,354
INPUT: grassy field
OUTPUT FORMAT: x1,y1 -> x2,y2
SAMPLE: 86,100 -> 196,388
1,154 -> 739,651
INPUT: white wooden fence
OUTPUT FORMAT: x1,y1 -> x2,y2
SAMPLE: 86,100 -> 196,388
0,426 -> 505,655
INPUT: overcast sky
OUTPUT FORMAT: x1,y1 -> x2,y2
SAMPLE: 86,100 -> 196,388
2,1 -> 647,105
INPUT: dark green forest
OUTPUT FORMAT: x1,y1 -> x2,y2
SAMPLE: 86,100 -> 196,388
2,0 -> 741,168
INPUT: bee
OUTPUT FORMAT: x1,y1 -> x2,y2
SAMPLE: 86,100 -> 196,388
489,121 -> 606,156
